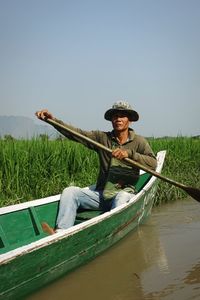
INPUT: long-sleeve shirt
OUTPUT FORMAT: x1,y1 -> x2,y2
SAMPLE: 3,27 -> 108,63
53,119 -> 157,191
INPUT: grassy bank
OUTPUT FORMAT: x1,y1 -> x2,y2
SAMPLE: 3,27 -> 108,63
0,137 -> 199,207
150,136 -> 200,204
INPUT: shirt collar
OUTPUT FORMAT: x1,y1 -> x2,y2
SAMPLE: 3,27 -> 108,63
110,128 -> 135,143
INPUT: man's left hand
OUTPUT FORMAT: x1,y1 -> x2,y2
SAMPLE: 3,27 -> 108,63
112,148 -> 128,160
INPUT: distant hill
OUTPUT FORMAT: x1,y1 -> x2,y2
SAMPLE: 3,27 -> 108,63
0,116 -> 56,139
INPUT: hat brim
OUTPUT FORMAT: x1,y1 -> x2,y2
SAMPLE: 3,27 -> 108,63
104,109 -> 139,122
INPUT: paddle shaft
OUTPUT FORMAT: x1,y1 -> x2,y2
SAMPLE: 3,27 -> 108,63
44,118 -> 200,202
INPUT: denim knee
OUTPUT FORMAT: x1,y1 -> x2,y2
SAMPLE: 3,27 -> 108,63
61,186 -> 81,206
112,191 -> 132,208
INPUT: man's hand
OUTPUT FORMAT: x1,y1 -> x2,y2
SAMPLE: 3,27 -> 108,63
112,148 -> 128,160
35,109 -> 54,120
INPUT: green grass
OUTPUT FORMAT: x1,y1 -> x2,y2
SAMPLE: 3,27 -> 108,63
150,136 -> 200,204
0,138 -> 98,206
0,136 -> 199,207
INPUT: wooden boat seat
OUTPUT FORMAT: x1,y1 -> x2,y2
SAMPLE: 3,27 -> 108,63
75,210 -> 103,224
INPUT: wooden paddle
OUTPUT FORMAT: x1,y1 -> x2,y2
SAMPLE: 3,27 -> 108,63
43,118 -> 200,202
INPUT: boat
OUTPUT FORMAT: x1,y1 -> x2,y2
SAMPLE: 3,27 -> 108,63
0,150 -> 166,300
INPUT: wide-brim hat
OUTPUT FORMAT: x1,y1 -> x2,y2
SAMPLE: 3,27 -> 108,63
104,101 -> 139,122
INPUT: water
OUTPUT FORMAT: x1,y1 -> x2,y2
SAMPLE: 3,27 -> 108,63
27,198 -> 200,300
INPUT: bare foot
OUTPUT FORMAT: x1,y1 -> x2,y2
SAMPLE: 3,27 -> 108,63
42,222 -> 55,235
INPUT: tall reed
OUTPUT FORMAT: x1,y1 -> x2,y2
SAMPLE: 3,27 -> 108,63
150,136 -> 200,204
0,138 -> 98,206
0,136 -> 199,207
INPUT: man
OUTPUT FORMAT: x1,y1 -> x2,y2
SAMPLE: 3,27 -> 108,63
35,101 -> 157,234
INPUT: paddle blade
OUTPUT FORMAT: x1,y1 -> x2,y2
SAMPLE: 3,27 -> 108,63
184,186 -> 200,202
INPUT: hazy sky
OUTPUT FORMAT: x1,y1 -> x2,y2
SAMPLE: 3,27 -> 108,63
0,0 -> 199,137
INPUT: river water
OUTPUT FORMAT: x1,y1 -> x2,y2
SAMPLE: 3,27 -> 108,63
27,198 -> 200,300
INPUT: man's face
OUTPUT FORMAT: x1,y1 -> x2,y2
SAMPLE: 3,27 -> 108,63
111,112 -> 131,132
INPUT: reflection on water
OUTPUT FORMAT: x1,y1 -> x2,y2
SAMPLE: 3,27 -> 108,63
141,198 -> 200,300
27,198 -> 200,300
184,261 -> 200,285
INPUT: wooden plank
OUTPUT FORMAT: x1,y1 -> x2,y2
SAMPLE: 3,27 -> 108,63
0,225 -> 10,251
28,207 -> 44,236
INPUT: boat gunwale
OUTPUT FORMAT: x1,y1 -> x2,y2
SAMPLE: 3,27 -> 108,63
0,150 -> 166,264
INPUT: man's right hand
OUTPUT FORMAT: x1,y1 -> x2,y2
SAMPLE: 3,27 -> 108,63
35,109 -> 54,120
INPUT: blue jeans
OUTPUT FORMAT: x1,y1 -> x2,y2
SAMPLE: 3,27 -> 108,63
56,185 -> 133,229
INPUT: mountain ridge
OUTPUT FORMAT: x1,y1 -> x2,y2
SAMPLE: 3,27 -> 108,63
0,115 -> 56,139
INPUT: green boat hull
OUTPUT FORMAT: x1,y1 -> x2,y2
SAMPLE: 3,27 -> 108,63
0,151 -> 166,299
